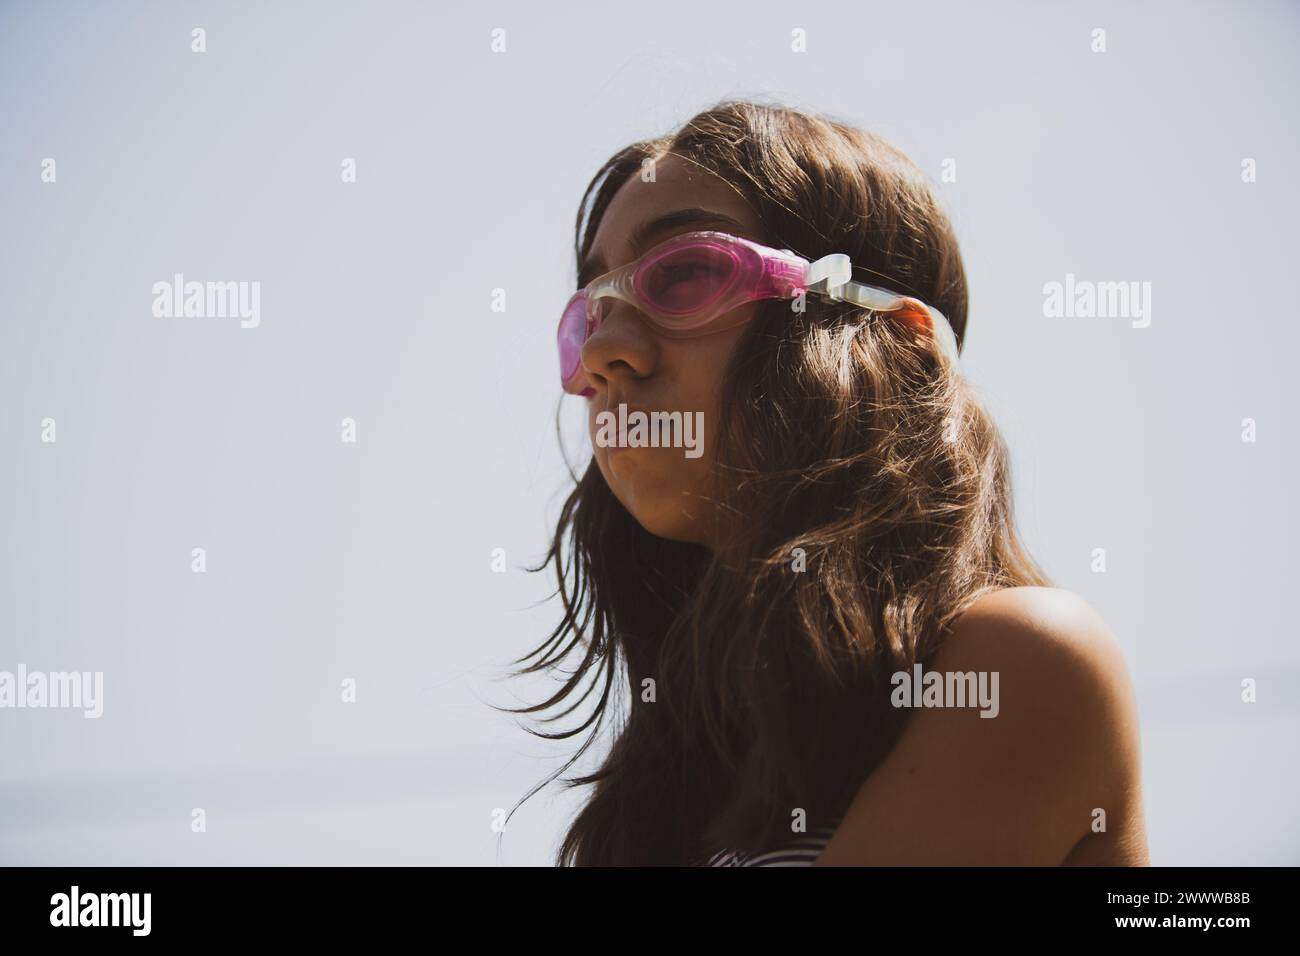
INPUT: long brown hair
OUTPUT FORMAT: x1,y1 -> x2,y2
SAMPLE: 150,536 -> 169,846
503,99 -> 1051,865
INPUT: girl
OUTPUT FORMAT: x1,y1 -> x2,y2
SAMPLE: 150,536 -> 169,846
508,100 -> 1148,867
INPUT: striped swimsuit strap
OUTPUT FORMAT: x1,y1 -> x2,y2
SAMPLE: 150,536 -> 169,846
701,821 -> 841,867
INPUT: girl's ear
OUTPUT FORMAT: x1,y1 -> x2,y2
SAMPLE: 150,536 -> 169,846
894,299 -> 961,363
893,297 -> 936,335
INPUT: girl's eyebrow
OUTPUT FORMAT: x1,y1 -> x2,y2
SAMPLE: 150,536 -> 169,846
577,207 -> 746,287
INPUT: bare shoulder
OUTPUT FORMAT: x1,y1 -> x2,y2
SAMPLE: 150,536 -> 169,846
816,586 -> 1146,866
937,586 -> 1143,803
942,585 -> 1133,694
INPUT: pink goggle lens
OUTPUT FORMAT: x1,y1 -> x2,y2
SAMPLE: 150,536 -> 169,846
557,292 -> 588,382
636,243 -> 737,318
557,237 -> 749,393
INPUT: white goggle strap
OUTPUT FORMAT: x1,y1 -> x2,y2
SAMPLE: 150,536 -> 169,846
804,253 -> 960,364
805,253 -> 853,298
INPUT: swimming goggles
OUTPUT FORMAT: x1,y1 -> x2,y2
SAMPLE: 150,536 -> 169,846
558,229 -> 960,395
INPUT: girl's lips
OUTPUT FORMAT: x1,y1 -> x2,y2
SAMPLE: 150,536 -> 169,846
594,402 -> 656,457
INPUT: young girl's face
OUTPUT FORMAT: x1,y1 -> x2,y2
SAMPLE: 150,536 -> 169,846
579,155 -> 763,546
